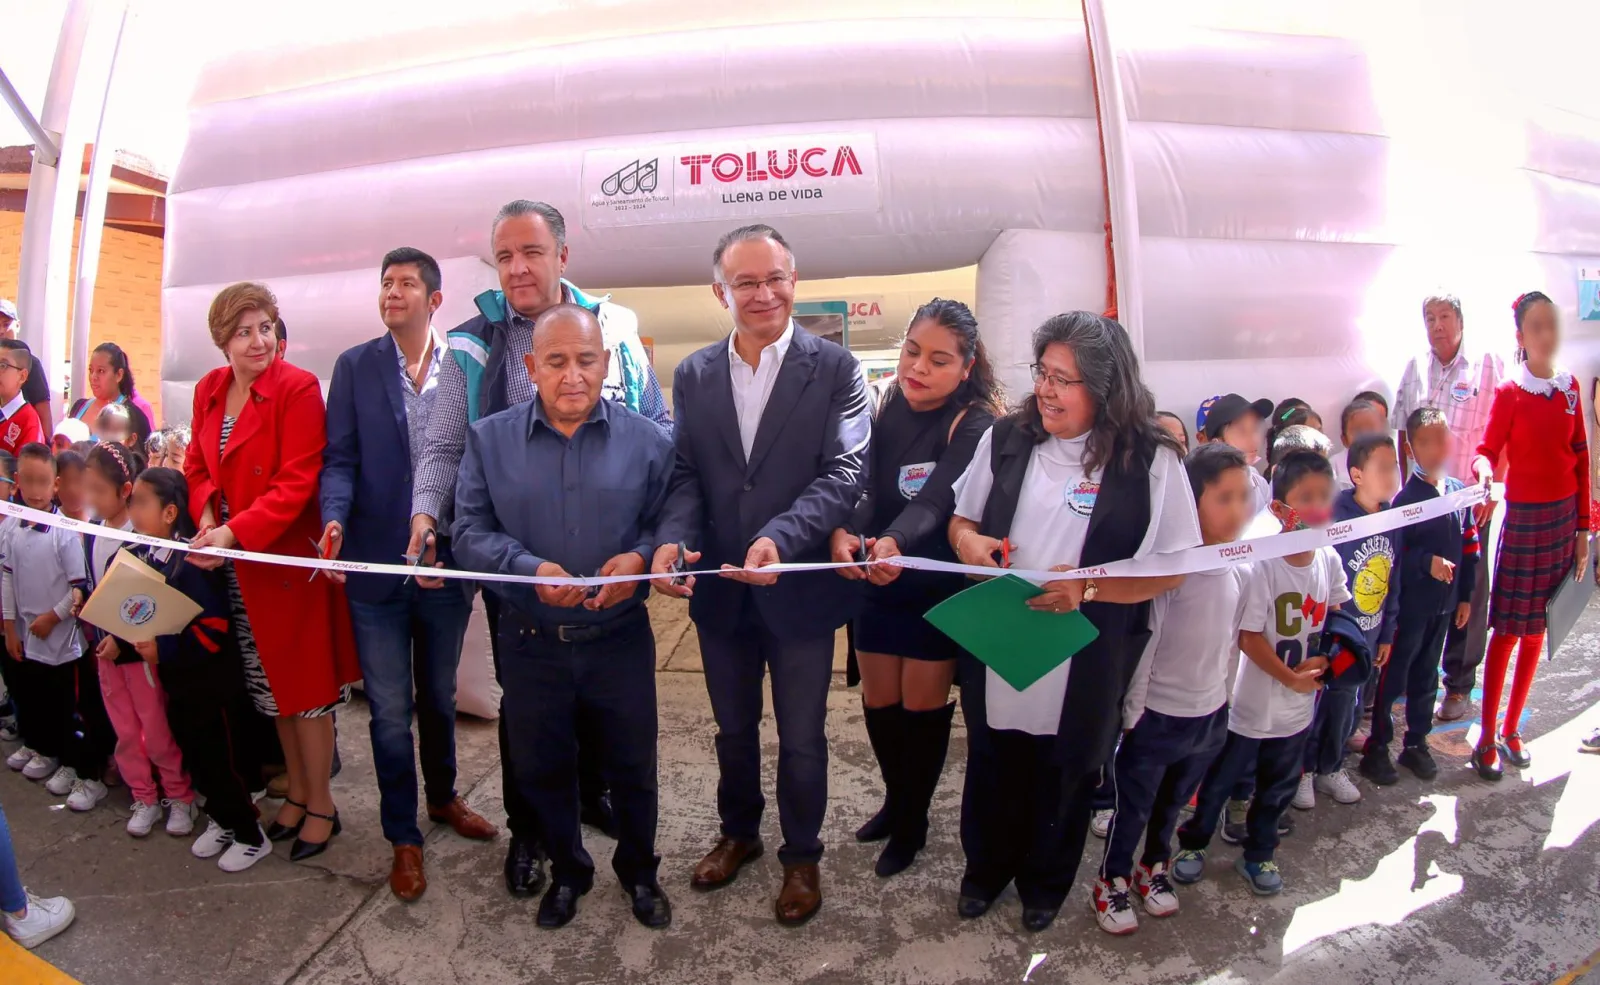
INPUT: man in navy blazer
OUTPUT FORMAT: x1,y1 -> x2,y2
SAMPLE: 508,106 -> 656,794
320,248 -> 497,903
651,225 -> 871,926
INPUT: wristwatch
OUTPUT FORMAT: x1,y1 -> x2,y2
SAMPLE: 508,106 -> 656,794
1082,579 -> 1098,603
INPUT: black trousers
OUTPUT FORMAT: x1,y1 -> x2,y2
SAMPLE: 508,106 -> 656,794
959,699 -> 1100,908
1371,611 -> 1451,750
1442,512 -> 1493,695
159,656 -> 263,843
498,608 -> 659,890
1180,727 -> 1309,863
485,592 -> 609,842
10,656 -> 112,778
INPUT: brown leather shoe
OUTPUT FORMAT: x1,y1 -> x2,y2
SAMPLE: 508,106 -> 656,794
427,797 -> 499,841
775,863 -> 821,926
1436,693 -> 1471,722
690,837 -> 764,890
390,845 -> 426,902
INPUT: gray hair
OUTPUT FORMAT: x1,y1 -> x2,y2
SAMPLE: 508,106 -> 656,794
492,200 -> 567,249
1421,293 -> 1462,320
712,224 -> 795,281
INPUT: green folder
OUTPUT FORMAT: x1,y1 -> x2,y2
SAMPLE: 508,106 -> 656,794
923,574 -> 1101,691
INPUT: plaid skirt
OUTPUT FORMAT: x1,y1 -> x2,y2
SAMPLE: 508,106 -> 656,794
1490,496 -> 1578,636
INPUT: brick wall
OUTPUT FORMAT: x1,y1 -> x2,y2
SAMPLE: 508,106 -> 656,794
0,211 -> 165,424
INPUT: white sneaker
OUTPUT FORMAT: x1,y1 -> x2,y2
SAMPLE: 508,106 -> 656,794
23,755 -> 60,781
3,891 -> 75,950
1091,809 -> 1114,839
1291,773 -> 1315,810
1135,861 -> 1180,917
164,799 -> 197,837
1092,876 -> 1139,935
6,746 -> 36,771
127,800 -> 165,837
191,819 -> 234,859
43,765 -> 78,796
0,719 -> 19,743
217,827 -> 271,873
1315,769 -> 1362,805
66,779 -> 107,812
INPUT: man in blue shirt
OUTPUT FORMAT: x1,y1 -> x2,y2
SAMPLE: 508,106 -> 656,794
453,304 -> 674,931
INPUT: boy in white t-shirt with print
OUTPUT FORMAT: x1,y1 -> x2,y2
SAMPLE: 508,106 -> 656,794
1171,450 -> 1350,897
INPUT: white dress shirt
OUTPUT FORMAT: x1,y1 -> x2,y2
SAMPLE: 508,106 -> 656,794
728,321 -> 795,459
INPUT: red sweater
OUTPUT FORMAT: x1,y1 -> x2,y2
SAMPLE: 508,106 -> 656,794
1476,373 -> 1591,527
0,400 -> 42,458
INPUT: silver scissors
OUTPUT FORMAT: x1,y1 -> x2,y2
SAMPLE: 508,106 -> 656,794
307,538 -> 325,582
403,527 -> 434,585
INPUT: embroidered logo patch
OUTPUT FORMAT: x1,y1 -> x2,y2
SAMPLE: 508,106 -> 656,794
1565,389 -> 1579,415
120,594 -> 157,626
1064,479 -> 1100,517
1450,379 -> 1475,403
897,463 -> 934,499
3,422 -> 17,445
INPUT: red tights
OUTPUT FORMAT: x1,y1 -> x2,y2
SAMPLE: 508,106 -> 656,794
1479,630 -> 1545,760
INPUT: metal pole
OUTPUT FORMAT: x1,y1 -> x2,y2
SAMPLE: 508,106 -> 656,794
0,68 -> 60,166
71,3 -> 131,404
1081,0 -> 1145,357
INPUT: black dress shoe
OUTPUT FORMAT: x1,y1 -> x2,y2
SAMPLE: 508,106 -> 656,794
580,794 -> 619,839
855,803 -> 891,843
874,838 -> 921,878
623,881 -> 672,929
504,836 -> 548,898
289,810 -> 341,863
1497,734 -> 1532,769
956,894 -> 993,920
1471,744 -> 1504,782
536,884 -> 586,929
1021,904 -> 1060,933
266,799 -> 306,842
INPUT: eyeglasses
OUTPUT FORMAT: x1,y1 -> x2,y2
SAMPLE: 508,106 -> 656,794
1031,363 -> 1085,392
724,274 -> 794,297
0,362 -> 23,375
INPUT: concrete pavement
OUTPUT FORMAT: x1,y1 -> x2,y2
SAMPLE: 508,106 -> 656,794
4,594 -> 1600,985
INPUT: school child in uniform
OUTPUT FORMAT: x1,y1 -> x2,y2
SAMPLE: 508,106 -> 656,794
1360,410 -> 1479,784
0,344 -> 43,457
0,451 -> 19,745
1092,443 -> 1257,935
81,444 -> 200,837
1332,398 -> 1390,491
1295,432 -> 1401,809
1467,292 -> 1586,780
1172,451 -> 1350,896
0,444 -> 107,810
126,467 -> 270,871
54,450 -> 87,521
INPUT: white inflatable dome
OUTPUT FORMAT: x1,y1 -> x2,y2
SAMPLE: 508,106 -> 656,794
163,0 -> 1600,427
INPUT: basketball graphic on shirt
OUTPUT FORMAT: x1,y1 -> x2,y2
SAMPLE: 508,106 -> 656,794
1064,479 -> 1100,517
1352,553 -> 1391,617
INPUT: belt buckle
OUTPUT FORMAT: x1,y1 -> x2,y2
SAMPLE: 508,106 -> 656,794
556,625 -> 578,644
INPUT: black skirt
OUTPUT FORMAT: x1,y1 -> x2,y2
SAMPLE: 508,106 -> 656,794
853,594 -> 966,663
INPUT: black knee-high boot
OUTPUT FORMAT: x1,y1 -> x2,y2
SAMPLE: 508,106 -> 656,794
877,701 -> 956,877
856,704 -> 904,843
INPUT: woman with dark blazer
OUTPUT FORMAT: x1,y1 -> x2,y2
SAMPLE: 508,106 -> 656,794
946,312 -> 1202,932
829,299 -> 1003,879
185,282 -> 361,862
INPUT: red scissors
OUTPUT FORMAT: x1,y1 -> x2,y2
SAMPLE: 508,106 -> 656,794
997,538 -> 1014,569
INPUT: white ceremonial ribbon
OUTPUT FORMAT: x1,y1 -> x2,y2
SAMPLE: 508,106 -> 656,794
0,483 -> 1500,589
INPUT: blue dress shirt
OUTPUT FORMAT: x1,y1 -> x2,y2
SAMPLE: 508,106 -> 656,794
452,396 -> 674,624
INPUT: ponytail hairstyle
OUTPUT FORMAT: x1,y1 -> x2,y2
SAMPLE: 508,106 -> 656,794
1511,291 -> 1553,364
135,466 -> 197,541
87,441 -> 144,504
899,298 -> 1006,416
92,342 -> 137,399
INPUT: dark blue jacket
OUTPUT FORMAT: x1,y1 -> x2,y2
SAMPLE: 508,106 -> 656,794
321,333 -> 471,606
1392,472 -> 1480,618
655,325 -> 871,639
1331,488 -> 1401,651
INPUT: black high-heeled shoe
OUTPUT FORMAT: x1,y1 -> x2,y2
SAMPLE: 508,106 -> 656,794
266,799 -> 307,842
289,809 -> 342,862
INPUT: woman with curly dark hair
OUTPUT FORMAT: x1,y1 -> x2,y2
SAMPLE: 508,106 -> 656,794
946,311 -> 1202,932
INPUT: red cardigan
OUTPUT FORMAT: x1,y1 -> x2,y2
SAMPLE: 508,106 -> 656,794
185,358 -> 359,715
1476,373 -> 1591,529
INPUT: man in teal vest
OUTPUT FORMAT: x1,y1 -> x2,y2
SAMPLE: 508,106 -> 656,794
409,200 -> 669,899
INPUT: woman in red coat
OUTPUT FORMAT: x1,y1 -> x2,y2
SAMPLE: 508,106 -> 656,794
186,282 -> 361,861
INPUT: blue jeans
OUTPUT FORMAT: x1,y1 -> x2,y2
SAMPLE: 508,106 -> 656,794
1179,727 -> 1310,863
349,583 -> 473,846
0,802 -> 23,913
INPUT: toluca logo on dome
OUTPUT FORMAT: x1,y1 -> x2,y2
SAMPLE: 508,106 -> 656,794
680,146 -> 865,185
